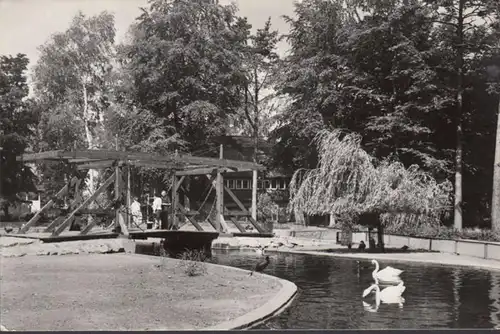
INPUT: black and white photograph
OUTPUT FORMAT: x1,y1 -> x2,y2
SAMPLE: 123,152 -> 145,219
1,0 -> 500,331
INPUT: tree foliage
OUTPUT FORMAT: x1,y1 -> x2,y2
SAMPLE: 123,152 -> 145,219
289,129 -> 453,228
0,54 -> 38,216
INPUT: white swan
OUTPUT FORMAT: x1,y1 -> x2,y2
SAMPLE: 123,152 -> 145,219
371,259 -> 403,284
362,282 -> 406,309
254,245 -> 268,256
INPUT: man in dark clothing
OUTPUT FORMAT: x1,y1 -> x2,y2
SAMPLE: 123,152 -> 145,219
160,190 -> 172,230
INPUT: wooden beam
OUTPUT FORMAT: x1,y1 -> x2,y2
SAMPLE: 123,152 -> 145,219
177,206 -> 204,231
16,150 -> 63,161
216,145 -> 224,232
171,174 -> 178,229
76,160 -> 116,170
252,170 -> 258,220
19,176 -> 78,233
174,175 -> 185,192
117,211 -> 129,236
18,149 -> 266,170
126,164 -> 131,229
175,167 -> 248,176
127,160 -> 183,169
223,185 -> 266,234
206,217 -> 218,230
229,217 -> 246,233
223,185 -> 249,213
224,210 -> 251,216
52,173 -> 115,236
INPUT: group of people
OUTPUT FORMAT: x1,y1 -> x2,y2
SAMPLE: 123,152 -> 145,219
129,190 -> 175,230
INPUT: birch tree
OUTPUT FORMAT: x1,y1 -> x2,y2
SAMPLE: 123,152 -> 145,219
32,11 -> 116,193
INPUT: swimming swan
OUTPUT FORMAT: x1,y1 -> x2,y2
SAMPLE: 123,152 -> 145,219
362,281 -> 406,307
371,259 -> 403,284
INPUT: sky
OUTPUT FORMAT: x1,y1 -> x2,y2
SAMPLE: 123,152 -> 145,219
0,0 -> 297,77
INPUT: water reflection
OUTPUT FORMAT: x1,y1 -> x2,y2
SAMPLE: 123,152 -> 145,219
210,251 -> 500,329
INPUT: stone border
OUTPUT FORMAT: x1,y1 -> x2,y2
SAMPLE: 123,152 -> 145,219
124,254 -> 298,331
266,248 -> 500,272
204,272 -> 297,330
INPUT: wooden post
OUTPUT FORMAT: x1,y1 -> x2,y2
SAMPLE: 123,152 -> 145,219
126,163 -> 131,229
251,169 -> 258,220
115,135 -> 120,231
216,144 -> 224,232
171,173 -> 178,230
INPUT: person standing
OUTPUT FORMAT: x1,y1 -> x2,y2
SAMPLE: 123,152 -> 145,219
160,190 -> 172,230
130,196 -> 143,228
152,193 -> 162,229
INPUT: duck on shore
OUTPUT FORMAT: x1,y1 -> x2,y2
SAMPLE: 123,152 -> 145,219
249,256 -> 270,276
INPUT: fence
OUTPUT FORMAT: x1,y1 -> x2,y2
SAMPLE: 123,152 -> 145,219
286,229 -> 500,261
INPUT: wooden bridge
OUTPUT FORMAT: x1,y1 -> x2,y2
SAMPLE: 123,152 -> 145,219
13,148 -> 274,243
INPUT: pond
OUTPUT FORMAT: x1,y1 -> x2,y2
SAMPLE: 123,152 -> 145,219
210,250 -> 500,330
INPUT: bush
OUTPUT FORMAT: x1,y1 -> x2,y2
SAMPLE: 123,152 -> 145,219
177,249 -> 209,277
384,224 -> 500,242
257,193 -> 279,223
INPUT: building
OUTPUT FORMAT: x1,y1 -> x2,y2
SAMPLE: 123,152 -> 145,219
206,135 -> 292,222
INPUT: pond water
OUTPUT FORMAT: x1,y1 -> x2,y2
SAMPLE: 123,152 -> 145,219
210,251 -> 500,330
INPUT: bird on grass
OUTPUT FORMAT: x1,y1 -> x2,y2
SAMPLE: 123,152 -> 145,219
249,256 -> 270,276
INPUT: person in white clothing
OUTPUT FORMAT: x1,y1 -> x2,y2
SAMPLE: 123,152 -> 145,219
130,196 -> 143,227
152,193 -> 163,229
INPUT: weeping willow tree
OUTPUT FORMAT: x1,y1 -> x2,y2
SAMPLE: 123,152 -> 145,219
289,129 -> 453,250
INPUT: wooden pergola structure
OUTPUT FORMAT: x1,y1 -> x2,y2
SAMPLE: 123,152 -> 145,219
15,149 -> 269,240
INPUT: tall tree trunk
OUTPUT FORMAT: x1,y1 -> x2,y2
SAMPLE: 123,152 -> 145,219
253,68 -> 259,162
491,97 -> 500,232
454,0 -> 465,231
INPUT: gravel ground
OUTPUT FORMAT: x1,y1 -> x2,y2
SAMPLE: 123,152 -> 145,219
0,254 -> 281,331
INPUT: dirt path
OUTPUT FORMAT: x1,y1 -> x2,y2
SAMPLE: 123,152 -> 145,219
0,254 -> 281,331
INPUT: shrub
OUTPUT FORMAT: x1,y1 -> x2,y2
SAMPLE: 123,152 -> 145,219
177,249 -> 209,277
384,224 -> 500,242
257,193 -> 279,222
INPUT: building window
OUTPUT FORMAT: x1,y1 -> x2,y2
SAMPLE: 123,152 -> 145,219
242,180 -> 250,189
228,179 -> 234,189
280,179 -> 287,189
257,180 -> 263,189
236,180 -> 242,189
271,179 -> 278,189
264,180 -> 270,189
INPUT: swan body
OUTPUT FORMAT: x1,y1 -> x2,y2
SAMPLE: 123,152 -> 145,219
254,245 -> 268,256
371,259 -> 403,284
362,281 -> 406,308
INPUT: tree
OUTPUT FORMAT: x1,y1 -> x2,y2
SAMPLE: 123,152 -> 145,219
289,129 -> 453,250
32,11 -> 117,193
229,18 -> 281,161
423,0 -> 500,230
124,0 -> 250,153
0,54 -> 38,218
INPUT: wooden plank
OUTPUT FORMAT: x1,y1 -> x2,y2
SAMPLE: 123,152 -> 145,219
175,167 -> 248,176
44,216 -> 67,233
224,210 -> 251,216
58,150 -> 266,170
171,174 -> 178,229
177,206 -> 204,231
52,173 -> 115,236
206,217 -> 218,230
175,175 -> 185,192
252,170 -> 258,220
247,216 -> 267,234
223,185 -> 248,212
127,160 -> 183,169
16,150 -> 63,162
76,160 -> 116,170
176,211 -> 199,216
19,176 -> 78,233
229,217 -> 246,233
117,211 -> 129,236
